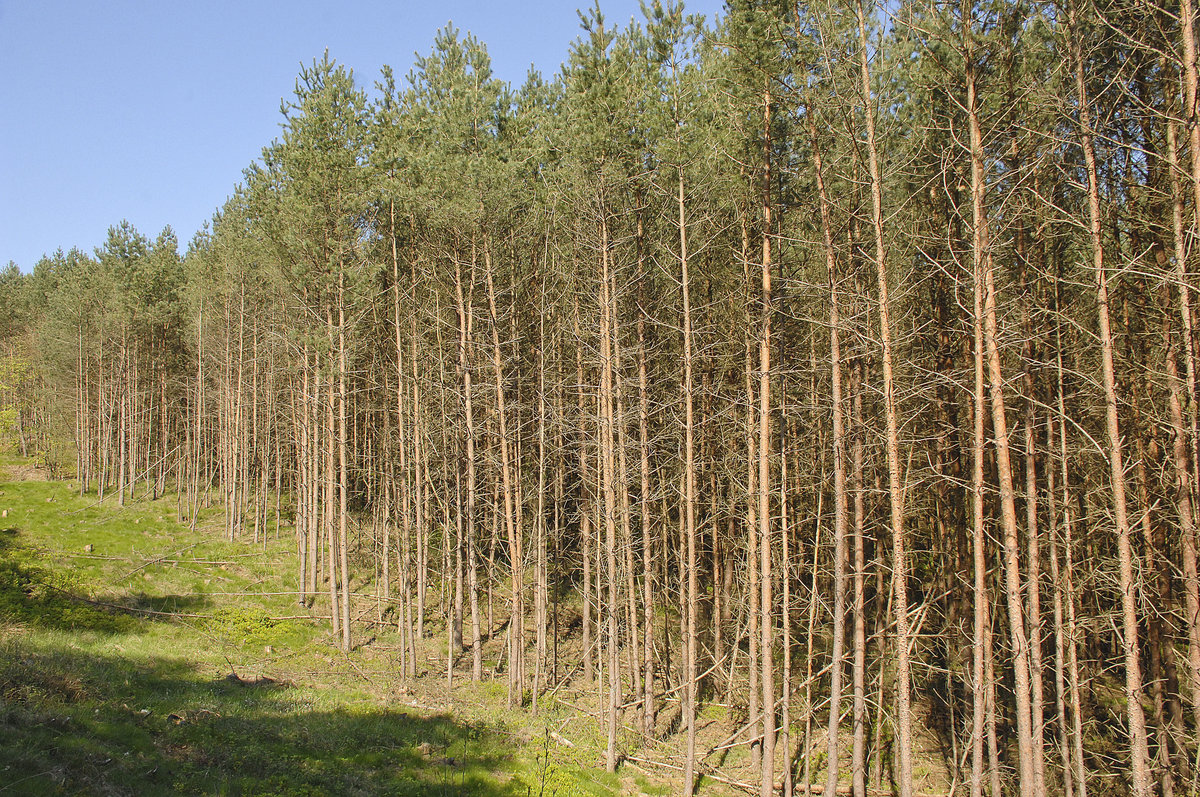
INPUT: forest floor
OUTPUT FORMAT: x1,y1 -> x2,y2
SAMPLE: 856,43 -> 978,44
0,450 -> 954,796
0,453 -> 693,797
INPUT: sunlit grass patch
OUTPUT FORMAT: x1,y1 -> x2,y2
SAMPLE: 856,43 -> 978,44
0,463 -> 680,796
0,475 -> 536,796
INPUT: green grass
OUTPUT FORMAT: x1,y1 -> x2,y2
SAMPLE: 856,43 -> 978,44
1,637 -> 517,795
0,468 -> 559,796
0,449 -> 680,796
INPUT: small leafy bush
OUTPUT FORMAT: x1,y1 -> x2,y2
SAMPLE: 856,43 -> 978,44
208,606 -> 279,643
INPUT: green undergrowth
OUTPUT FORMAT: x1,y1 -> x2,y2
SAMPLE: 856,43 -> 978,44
1,638 -> 515,795
0,467 -> 614,796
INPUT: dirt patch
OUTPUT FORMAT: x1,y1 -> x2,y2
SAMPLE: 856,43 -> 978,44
1,461 -> 49,482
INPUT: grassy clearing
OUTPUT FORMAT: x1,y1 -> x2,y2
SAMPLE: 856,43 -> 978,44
0,456 -> 653,796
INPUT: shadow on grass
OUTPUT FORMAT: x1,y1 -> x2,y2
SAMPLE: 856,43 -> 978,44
0,643 -> 524,796
0,528 -> 137,634
0,527 -> 216,634
115,591 -> 213,616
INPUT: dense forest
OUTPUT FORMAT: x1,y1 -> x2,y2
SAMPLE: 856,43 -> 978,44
2,0 -> 1197,793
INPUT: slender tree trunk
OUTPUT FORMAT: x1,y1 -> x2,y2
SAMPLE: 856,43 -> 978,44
1045,410 -> 1075,797
534,292 -> 549,710
484,240 -> 523,707
325,308 -> 340,642
337,271 -> 351,652
966,17 -> 1036,793
1067,8 -> 1152,793
1055,322 -> 1089,797
637,197 -> 656,740
574,296 -> 595,685
855,2 -> 911,789
810,108 -> 848,797
782,437 -> 796,797
851,355 -> 867,797
970,239 -> 989,797
597,210 -> 622,773
1165,106 -> 1200,735
743,210 -> 762,771
758,82 -> 777,797
455,252 -> 481,681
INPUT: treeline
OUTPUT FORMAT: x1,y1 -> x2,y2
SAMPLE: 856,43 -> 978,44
4,0 -> 1199,793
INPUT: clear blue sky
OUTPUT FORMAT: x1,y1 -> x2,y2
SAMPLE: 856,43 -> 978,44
1,0 -> 726,272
